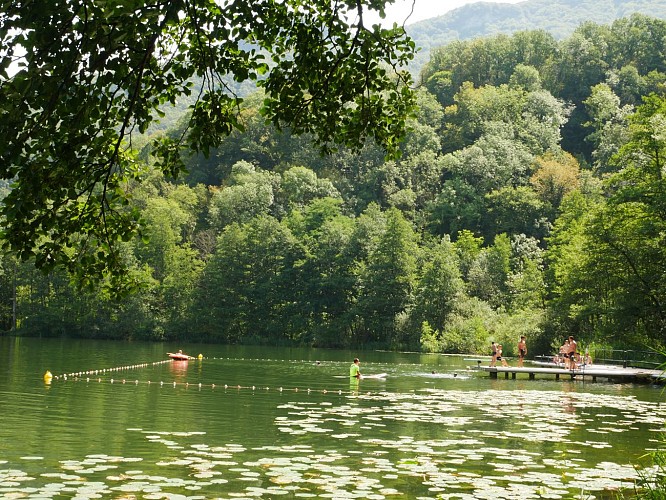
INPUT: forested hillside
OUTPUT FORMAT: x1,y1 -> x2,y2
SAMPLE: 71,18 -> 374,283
407,0 -> 666,73
2,15 -> 665,358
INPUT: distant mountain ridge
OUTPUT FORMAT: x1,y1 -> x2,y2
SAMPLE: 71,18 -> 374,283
406,0 -> 666,73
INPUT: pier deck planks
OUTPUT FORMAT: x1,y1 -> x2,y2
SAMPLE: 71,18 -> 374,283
478,364 -> 663,382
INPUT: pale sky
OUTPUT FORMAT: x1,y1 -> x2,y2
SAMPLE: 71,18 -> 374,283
366,0 -> 526,27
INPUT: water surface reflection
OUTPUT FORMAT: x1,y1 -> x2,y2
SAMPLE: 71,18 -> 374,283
1,337 -> 663,498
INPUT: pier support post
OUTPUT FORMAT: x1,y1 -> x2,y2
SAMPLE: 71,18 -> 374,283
529,372 -> 535,380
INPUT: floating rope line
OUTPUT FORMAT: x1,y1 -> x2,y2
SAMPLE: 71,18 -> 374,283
49,376 -> 373,396
203,356 -> 424,367
49,357 -> 400,376
46,359 -> 174,382
42,357 -> 382,395
44,356 -> 403,381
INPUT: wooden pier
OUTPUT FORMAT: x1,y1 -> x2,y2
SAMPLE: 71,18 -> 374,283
477,363 -> 663,383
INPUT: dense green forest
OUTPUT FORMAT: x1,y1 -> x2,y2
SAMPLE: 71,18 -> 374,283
408,0 -> 666,52
2,14 -> 666,358
406,0 -> 666,74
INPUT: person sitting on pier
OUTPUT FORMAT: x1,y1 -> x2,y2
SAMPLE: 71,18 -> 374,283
559,340 -> 570,368
583,350 -> 592,366
496,344 -> 509,367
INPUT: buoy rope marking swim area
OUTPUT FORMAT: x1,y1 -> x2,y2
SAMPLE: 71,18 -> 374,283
50,376 -> 371,396
45,359 -> 175,382
42,356 -> 393,395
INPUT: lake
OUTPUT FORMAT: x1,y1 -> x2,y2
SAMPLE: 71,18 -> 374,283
1,336 -> 665,499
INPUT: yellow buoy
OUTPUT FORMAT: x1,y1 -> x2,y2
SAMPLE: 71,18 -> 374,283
43,370 -> 53,383
198,353 -> 203,359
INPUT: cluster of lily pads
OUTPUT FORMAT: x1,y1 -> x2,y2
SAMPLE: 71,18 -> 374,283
1,388 -> 664,498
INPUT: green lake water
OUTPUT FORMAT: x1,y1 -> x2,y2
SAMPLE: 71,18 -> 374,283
1,336 -> 665,499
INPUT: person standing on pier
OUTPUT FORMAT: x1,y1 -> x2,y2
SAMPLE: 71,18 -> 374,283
568,336 -> 578,370
490,342 -> 498,367
517,336 -> 527,367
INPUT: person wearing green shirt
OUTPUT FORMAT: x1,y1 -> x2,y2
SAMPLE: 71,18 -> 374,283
350,358 -> 361,378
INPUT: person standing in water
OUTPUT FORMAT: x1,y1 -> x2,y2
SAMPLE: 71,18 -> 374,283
350,358 -> 361,378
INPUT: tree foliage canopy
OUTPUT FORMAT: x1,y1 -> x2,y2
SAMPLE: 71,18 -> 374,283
4,15 -> 666,354
0,0 -> 415,291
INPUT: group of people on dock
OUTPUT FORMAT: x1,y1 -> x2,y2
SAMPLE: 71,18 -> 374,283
553,336 -> 592,369
489,336 -> 527,367
488,335 -> 593,370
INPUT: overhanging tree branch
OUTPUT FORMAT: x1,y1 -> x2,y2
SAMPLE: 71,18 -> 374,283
0,0 -> 415,294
